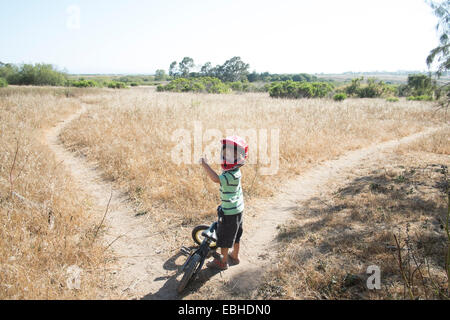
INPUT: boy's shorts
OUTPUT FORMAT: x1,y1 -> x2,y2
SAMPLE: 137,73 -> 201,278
216,206 -> 243,249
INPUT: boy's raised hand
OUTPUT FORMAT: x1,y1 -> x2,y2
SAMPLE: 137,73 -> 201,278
199,155 -> 220,183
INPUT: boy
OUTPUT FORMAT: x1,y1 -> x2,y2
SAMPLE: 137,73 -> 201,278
200,136 -> 248,270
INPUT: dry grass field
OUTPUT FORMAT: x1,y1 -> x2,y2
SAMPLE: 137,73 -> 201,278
182,128 -> 449,300
253,129 -> 449,300
60,89 -> 445,229
0,87 -> 109,299
0,86 -> 448,299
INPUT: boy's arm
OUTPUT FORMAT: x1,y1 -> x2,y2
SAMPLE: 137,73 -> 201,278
200,158 -> 220,184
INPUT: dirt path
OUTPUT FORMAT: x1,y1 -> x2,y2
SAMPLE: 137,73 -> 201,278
44,104 -> 174,299
44,105 -> 443,299
179,126 -> 444,299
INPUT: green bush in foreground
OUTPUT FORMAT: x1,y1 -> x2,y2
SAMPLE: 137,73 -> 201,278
0,77 -> 8,88
333,93 -> 347,101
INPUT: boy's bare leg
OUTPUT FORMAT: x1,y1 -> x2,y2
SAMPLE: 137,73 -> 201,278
220,247 -> 229,264
229,242 -> 240,260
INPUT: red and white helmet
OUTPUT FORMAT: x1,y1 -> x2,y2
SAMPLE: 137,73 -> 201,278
220,136 -> 248,171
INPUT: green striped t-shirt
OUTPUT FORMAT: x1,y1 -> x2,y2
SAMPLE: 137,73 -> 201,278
219,168 -> 244,215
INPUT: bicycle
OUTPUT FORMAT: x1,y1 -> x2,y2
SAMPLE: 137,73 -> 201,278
177,221 -> 219,293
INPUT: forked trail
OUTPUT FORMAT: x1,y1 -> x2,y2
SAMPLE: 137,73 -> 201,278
44,104 -> 172,299
44,104 -> 442,299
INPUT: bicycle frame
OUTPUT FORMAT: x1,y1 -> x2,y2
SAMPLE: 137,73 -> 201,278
182,221 -> 218,275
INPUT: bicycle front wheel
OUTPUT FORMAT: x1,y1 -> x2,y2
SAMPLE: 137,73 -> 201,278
177,253 -> 202,293
192,225 -> 217,250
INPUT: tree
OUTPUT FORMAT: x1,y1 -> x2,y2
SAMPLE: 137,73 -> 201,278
357,78 -> 385,98
200,62 -> 213,76
169,61 -> 178,78
20,64 -> 37,85
0,63 -> 19,82
268,80 -> 333,99
155,69 -> 167,81
179,57 -> 194,78
345,77 -> 363,96
0,63 -> 67,86
407,74 -> 434,96
33,63 -> 67,85
0,77 -> 7,87
426,0 -> 450,77
247,71 -> 259,82
427,0 -> 450,110
215,56 -> 249,82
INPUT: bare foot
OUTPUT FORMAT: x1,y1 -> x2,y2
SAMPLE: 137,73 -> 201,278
228,252 -> 240,265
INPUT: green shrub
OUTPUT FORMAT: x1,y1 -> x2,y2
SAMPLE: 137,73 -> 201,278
333,93 -> 347,101
397,84 -> 411,97
311,82 -> 335,98
386,97 -> 399,102
118,76 -> 130,83
230,81 -> 243,92
228,81 -> 260,93
262,83 -> 271,92
344,77 -> 397,98
407,95 -> 433,101
107,81 -> 127,89
70,79 -> 99,88
130,82 -> 139,87
1,63 -> 67,86
157,77 -> 230,94
296,82 -> 314,98
242,82 -> 258,92
345,77 -> 363,96
357,78 -> 386,98
190,81 -> 206,92
269,80 -> 334,99
407,74 -> 434,97
0,77 -> 8,88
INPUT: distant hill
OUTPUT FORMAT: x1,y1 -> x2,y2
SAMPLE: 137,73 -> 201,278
315,71 -> 450,84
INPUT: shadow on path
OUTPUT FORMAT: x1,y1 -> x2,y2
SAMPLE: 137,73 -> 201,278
141,247 -> 221,300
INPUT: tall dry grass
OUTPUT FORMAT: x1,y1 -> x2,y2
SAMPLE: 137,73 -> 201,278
1,86 -> 447,299
255,144 -> 449,299
0,88 -> 108,299
397,126 -> 450,155
60,90 -> 446,228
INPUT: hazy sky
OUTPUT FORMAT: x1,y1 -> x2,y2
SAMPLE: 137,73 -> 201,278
0,0 -> 440,74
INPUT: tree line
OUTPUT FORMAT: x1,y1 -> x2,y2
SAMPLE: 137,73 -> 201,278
158,56 -> 320,83
0,62 -> 67,86
0,62 -> 135,89
158,71 -> 438,101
